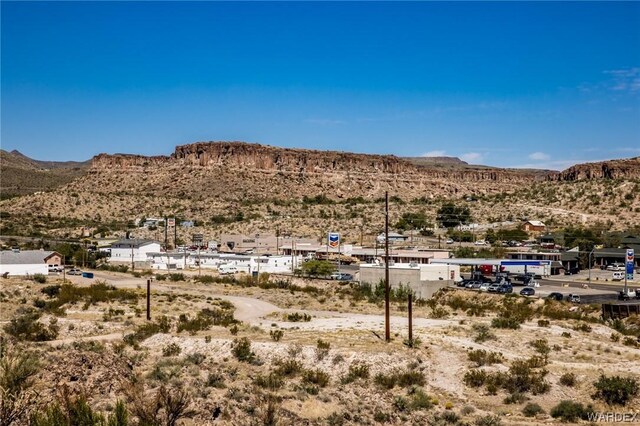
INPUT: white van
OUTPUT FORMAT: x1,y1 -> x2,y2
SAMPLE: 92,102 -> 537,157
218,264 -> 238,275
612,271 -> 624,281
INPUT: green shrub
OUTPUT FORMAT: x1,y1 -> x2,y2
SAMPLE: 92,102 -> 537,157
155,274 -> 167,281
463,370 -> 488,388
3,310 -> 59,341
340,363 -> 369,384
374,372 -> 398,389
537,319 -> 550,327
472,324 -> 496,343
162,343 -> 181,357
253,372 -> 284,390
522,402 -> 544,417
573,323 -> 592,333
315,339 -> 331,361
274,359 -> 303,377
409,388 -> 433,411
491,316 -> 521,329
303,369 -> 330,387
284,312 -> 311,322
467,350 -> 504,367
270,329 -> 284,342
503,392 -> 526,404
550,400 -> 593,422
206,372 -> 225,388
474,415 -> 502,426
559,372 -> 576,387
592,374 -> 639,406
42,282 -> 138,312
396,369 -> 425,387
529,339 -> 550,359
40,285 -> 61,298
32,274 -> 47,284
123,316 -> 171,346
231,337 -> 255,363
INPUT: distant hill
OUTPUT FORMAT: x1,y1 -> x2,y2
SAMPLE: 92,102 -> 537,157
0,150 -> 90,199
402,156 -> 468,167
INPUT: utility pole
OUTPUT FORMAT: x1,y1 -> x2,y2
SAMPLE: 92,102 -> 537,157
385,191 -> 390,342
131,241 -> 135,272
408,291 -> 413,343
588,248 -> 595,283
146,279 -> 151,321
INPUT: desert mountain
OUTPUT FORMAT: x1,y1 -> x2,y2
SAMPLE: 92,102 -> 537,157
0,150 -> 90,198
1,142 -> 638,239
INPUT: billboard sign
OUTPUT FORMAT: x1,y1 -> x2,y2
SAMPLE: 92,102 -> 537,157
167,218 -> 176,227
626,249 -> 634,280
328,232 -> 340,249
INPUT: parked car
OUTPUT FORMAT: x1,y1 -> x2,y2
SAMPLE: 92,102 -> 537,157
457,279 -> 471,287
330,272 -> 353,281
218,264 -> 238,275
474,240 -> 487,246
465,281 -> 477,289
546,292 -> 564,301
566,294 -> 581,304
497,283 -> 513,294
618,290 -> 638,301
479,282 -> 491,292
67,268 -> 82,275
487,283 -> 501,293
520,287 -> 536,296
446,239 -> 454,244
471,281 -> 483,289
48,265 -> 63,273
607,263 -> 625,271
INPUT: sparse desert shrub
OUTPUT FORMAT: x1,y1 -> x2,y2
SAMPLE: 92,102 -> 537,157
162,343 -> 181,357
474,415 -> 502,426
467,350 -> 504,367
537,319 -> 550,327
550,400 -> 593,422
126,383 -> 193,426
231,338 -> 255,363
592,374 -> 639,406
303,369 -> 330,387
522,402 -> 545,417
155,274 -> 167,281
0,347 -> 41,426
340,363 -> 369,384
472,324 -> 495,343
40,285 -> 61,298
463,370 -> 488,388
393,395 -> 409,412
284,312 -> 311,322
168,273 -> 187,282
193,275 -> 216,284
3,310 -> 59,342
185,353 -> 206,365
573,323 -> 592,333
622,336 -> 639,348
559,372 -> 576,387
503,392 -> 527,404
403,336 -> 422,348
374,372 -> 398,389
229,324 -> 239,335
253,372 -> 284,390
396,369 -> 426,387
32,274 -> 47,284
42,282 -> 138,312
561,332 -> 571,338
491,316 -> 521,329
373,410 -> 391,422
123,317 -> 171,346
529,339 -> 550,359
270,330 -> 284,342
206,372 -> 225,388
274,359 -> 303,377
30,388 -> 128,426
315,339 -> 331,361
408,387 -> 433,411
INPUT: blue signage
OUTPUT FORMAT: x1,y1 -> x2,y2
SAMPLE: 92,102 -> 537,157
328,233 -> 340,248
626,249 -> 634,280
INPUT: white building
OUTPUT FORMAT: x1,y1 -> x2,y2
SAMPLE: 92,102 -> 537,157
359,263 -> 461,299
0,250 -> 63,276
250,255 -> 299,274
108,239 -> 162,263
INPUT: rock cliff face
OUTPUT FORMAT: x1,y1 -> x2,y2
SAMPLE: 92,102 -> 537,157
550,157 -> 640,181
91,141 -> 543,183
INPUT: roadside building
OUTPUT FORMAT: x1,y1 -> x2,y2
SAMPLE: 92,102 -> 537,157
375,232 -> 409,244
108,239 -> 162,264
220,234 -> 317,254
359,263 -> 460,299
521,220 -> 546,235
0,250 -> 63,276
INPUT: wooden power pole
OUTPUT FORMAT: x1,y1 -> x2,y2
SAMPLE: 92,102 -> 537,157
385,191 -> 390,342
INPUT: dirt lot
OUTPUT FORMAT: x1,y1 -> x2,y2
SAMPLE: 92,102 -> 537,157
2,270 -> 640,425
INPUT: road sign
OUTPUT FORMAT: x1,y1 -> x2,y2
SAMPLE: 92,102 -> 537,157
167,218 -> 175,227
328,232 -> 340,249
626,249 -> 634,280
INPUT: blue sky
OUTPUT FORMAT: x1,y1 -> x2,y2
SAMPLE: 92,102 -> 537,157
2,1 -> 639,170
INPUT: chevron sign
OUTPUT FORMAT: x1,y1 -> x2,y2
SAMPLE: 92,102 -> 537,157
328,233 -> 340,248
